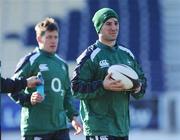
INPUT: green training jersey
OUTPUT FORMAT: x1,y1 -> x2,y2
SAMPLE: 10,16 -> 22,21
10,47 -> 78,136
71,41 -> 147,137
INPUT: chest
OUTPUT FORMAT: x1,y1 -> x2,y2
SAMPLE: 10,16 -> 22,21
33,57 -> 68,88
93,50 -> 135,78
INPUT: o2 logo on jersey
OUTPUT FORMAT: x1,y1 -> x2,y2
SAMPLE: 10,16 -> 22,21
51,78 -> 64,96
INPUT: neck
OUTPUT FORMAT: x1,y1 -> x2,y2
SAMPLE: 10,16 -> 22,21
39,44 -> 43,49
99,38 -> 116,47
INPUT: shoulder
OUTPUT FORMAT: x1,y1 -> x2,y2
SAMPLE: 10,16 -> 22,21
76,44 -> 101,64
15,48 -> 40,73
118,45 -> 135,59
54,54 -> 67,64
54,54 -> 69,68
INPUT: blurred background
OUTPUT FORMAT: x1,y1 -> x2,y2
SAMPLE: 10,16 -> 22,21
1,0 -> 180,139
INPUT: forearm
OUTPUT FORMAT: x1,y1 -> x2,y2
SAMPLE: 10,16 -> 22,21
64,90 -> 79,121
1,77 -> 27,93
71,79 -> 105,99
9,91 -> 32,107
131,75 -> 147,99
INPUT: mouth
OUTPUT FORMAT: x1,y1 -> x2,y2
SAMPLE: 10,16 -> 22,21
110,32 -> 117,35
110,33 -> 117,37
50,45 -> 56,48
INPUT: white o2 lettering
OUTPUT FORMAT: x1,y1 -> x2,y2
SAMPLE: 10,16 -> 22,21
51,78 -> 61,92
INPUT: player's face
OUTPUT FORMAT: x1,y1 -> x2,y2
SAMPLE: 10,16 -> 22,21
99,18 -> 119,42
41,30 -> 59,53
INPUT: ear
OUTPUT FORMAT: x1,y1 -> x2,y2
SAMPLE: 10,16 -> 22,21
37,36 -> 43,44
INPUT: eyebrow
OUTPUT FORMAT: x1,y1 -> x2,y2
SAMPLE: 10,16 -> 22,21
106,20 -> 119,24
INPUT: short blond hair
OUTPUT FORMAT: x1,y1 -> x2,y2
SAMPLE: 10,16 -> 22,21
35,17 -> 59,37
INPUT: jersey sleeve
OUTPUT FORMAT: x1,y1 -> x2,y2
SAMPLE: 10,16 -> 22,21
130,59 -> 147,99
71,47 -> 105,100
9,56 -> 36,107
118,46 -> 147,99
63,64 -> 79,121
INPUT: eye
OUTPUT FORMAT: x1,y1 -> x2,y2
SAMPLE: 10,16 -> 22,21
46,36 -> 52,39
114,21 -> 119,26
105,22 -> 111,26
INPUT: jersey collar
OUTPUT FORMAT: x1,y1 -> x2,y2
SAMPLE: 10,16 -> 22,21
95,40 -> 118,51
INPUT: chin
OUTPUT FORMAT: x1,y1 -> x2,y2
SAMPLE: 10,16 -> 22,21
109,38 -> 117,41
51,50 -> 57,53
50,47 -> 57,52
108,36 -> 117,41
47,49 -> 56,53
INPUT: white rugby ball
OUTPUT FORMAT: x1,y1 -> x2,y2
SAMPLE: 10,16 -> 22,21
108,64 -> 139,89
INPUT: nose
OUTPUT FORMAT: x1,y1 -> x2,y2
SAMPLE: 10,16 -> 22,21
52,37 -> 58,43
111,24 -> 118,31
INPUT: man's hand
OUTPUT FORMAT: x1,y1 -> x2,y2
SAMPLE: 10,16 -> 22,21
132,82 -> 142,93
30,92 -> 44,105
71,117 -> 83,135
27,76 -> 41,88
103,73 -> 126,91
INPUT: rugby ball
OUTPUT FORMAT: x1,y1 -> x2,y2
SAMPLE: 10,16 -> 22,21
108,64 -> 139,89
